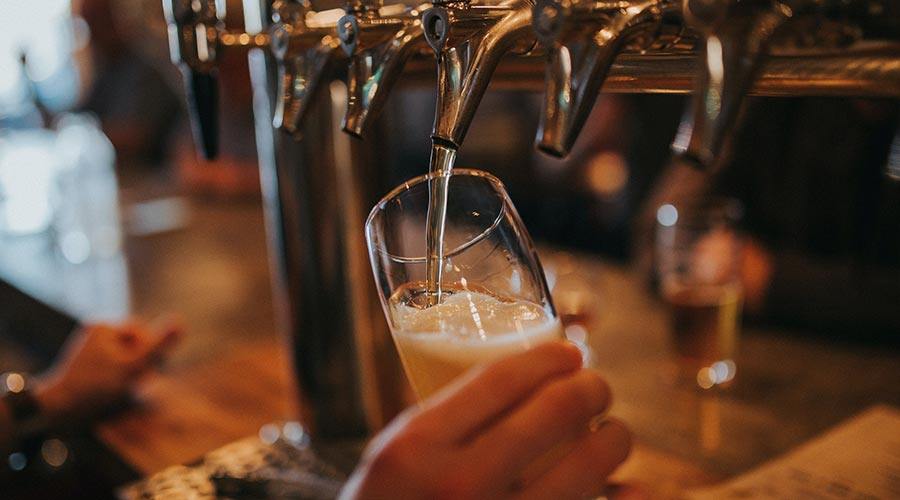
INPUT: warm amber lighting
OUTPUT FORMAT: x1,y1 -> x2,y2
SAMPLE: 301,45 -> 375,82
699,396 -> 722,453
586,152 -> 628,197
41,439 -> 68,468
4,373 -> 25,393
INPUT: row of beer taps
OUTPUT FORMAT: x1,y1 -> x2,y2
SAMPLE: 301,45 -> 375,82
165,0 -> 900,168
159,0 -> 900,440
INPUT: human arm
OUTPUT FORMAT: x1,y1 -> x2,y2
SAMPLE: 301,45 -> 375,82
0,319 -> 182,453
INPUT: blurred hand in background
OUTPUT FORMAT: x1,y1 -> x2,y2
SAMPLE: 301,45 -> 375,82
35,317 -> 183,420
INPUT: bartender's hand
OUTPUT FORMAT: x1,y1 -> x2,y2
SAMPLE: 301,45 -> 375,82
34,318 -> 183,419
340,341 -> 634,500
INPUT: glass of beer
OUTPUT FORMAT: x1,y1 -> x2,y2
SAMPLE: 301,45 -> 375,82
365,169 -> 563,399
655,198 -> 743,389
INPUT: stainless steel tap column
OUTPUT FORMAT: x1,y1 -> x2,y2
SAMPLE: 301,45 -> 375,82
164,0 -> 411,445
247,0 -> 410,443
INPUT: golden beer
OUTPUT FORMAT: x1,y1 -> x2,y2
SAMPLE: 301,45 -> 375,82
663,280 -> 741,381
389,285 -> 563,399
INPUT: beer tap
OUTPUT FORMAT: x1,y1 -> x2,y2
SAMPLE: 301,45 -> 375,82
672,0 -> 900,170
672,0 -> 798,169
422,0 -> 540,159
270,0 -> 346,139
532,0 -> 687,158
337,1 -> 431,138
163,0 -> 227,159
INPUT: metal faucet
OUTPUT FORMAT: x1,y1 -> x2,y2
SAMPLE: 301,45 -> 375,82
670,0 -> 800,169
530,0 -> 900,163
164,0 -> 411,449
422,0 -> 540,156
164,0 -> 344,142
531,0 -> 688,157
162,0 -> 227,159
669,0 -> 900,170
270,1 -> 346,138
337,1 -> 432,138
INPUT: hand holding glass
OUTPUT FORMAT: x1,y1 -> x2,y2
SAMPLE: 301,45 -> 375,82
366,169 -> 563,399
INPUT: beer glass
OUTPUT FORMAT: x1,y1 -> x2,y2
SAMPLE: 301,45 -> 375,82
366,169 -> 563,399
655,198 -> 743,389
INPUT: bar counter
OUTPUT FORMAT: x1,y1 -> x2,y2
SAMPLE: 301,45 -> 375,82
2,187 -> 897,498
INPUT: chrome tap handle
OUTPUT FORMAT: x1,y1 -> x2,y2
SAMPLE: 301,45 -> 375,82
163,0 -> 226,159
270,1 -> 344,138
423,0 -> 536,149
533,0 -> 679,158
338,4 -> 429,137
673,0 -> 794,168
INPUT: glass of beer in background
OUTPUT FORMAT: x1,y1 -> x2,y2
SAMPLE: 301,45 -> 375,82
655,198 -> 743,389
366,169 -> 563,399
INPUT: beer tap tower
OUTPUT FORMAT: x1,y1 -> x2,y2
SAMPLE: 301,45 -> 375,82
163,0 -> 900,452
164,0 -> 411,448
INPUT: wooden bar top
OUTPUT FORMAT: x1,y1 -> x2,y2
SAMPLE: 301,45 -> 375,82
95,338 -> 294,475
94,334 -> 720,496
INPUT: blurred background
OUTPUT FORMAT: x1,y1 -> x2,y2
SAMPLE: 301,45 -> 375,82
1,0 -> 898,497
2,0 -> 896,330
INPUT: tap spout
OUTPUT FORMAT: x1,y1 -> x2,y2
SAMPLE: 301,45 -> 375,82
533,0 -> 682,158
162,0 -> 226,159
338,3 -> 431,138
673,0 -> 794,169
270,0 -> 345,139
423,0 -> 538,149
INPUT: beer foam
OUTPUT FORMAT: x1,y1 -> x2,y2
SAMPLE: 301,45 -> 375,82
391,291 -> 561,364
393,290 -> 550,336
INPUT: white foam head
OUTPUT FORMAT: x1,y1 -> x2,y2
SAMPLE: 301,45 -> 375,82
391,291 -> 561,364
